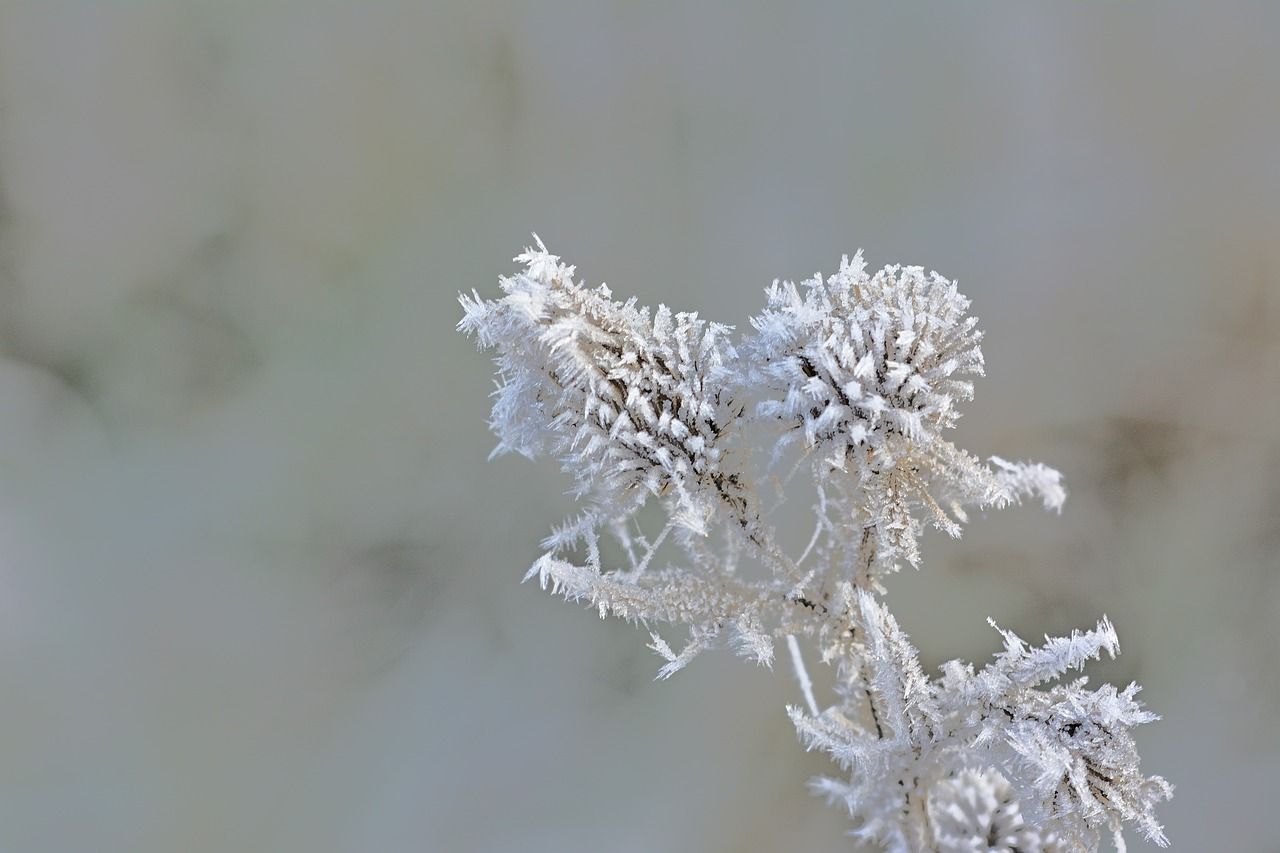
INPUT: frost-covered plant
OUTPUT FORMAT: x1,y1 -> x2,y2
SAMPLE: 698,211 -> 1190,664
460,238 -> 1171,851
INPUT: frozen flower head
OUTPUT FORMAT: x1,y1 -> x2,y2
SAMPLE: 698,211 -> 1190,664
748,252 -> 984,465
459,237 -> 747,538
929,769 -> 1063,853
746,253 -> 1063,573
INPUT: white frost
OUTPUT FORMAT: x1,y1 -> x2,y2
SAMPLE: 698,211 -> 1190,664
461,239 -> 1170,851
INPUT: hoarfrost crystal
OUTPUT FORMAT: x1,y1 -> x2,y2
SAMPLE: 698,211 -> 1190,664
460,238 -> 1171,851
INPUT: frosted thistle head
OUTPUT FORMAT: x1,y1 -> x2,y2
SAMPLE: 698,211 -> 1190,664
747,251 -> 984,467
745,252 -> 1009,571
458,237 -> 748,538
929,769 -> 1064,853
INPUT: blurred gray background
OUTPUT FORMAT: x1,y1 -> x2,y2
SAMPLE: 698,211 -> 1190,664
0,3 -> 1276,851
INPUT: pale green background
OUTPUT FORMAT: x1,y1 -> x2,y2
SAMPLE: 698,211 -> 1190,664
0,3 -> 1276,850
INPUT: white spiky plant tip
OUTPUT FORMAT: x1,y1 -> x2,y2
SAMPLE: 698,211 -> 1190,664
460,237 -> 1171,851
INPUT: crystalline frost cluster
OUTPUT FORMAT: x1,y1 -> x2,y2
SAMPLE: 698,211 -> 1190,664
460,238 -> 1170,851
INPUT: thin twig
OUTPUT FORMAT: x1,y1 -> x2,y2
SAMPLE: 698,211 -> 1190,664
787,634 -> 821,717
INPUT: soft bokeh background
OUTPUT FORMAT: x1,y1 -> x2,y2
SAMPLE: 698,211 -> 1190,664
0,3 -> 1276,851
